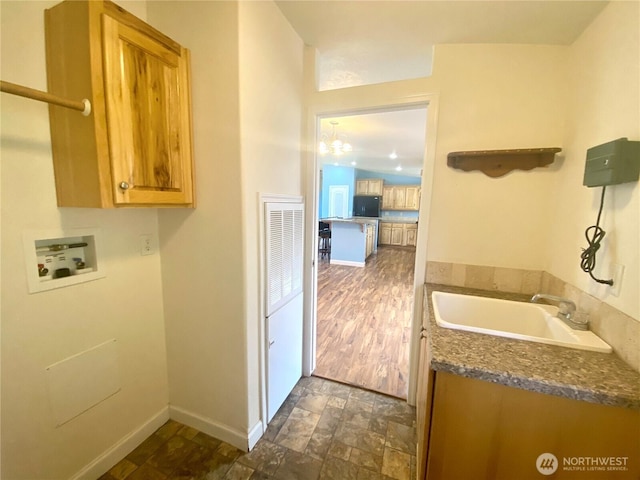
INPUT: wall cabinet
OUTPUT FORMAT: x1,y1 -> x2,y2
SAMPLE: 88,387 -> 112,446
381,185 -> 420,211
356,179 -> 383,196
404,186 -> 420,210
45,0 -> 195,208
393,188 -> 406,209
382,186 -> 394,209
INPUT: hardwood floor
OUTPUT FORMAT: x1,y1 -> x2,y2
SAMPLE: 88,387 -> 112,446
315,245 -> 416,399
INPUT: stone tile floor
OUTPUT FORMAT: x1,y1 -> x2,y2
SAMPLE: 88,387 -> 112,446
100,376 -> 416,480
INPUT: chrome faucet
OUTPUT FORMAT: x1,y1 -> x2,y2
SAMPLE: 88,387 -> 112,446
531,293 -> 588,331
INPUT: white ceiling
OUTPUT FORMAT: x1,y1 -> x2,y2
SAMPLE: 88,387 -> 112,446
319,108 -> 428,177
276,0 -> 608,177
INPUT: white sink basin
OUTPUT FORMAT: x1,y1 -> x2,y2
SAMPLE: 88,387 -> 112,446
431,291 -> 612,353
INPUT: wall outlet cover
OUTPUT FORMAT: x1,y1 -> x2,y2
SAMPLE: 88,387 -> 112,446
140,234 -> 154,256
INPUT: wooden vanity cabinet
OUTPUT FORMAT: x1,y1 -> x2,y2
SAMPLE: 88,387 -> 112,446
417,369 -> 640,480
45,0 -> 194,208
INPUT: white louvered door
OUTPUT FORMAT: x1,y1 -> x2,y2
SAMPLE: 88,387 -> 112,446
265,202 -> 304,421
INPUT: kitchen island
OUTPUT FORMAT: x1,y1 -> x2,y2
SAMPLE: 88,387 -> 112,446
321,217 -> 379,267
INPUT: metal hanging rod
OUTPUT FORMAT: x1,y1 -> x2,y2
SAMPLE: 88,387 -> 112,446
0,80 -> 91,116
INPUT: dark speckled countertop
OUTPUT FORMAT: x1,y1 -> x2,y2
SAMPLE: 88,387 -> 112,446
424,284 -> 640,409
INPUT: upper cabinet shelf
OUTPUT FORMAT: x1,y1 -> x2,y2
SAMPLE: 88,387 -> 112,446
447,148 -> 561,178
45,0 -> 195,208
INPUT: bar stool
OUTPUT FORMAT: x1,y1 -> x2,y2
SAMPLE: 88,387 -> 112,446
318,222 -> 331,261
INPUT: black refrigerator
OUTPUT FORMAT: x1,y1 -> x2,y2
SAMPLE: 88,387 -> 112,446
353,195 -> 381,217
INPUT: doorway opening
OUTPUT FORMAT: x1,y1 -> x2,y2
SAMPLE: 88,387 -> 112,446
312,106 -> 428,399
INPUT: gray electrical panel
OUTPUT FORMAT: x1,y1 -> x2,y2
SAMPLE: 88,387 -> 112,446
583,137 -> 640,187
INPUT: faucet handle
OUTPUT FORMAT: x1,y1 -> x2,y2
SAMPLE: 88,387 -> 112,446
557,300 -> 576,317
571,311 -> 590,328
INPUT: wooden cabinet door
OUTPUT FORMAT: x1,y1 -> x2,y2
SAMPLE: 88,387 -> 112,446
379,224 -> 391,244
102,15 -> 194,206
356,180 -> 368,195
405,226 -> 417,246
405,187 -> 420,210
393,188 -> 406,209
382,187 -> 394,209
390,224 -> 404,245
426,372 -> 640,480
368,180 -> 383,195
416,337 -> 434,480
365,225 -> 374,257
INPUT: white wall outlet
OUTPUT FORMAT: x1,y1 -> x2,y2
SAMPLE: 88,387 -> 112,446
140,234 -> 154,256
610,263 -> 624,297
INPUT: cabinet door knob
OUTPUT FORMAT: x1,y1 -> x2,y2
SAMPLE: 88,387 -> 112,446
119,181 -> 130,190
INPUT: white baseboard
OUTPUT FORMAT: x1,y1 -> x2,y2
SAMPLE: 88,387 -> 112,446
330,259 -> 365,267
169,405 -> 263,452
247,420 -> 265,450
71,406 -> 170,480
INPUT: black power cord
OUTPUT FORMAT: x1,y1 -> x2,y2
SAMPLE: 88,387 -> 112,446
580,186 -> 614,285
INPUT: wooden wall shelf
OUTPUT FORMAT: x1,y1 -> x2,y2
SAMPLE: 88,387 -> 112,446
447,147 -> 561,178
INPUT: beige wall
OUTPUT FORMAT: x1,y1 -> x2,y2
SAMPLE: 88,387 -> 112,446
425,3 -> 639,322
237,0 -> 304,429
150,0 -> 248,443
150,0 -> 304,446
549,1 -> 639,321
0,2 -> 170,479
427,44 -> 568,270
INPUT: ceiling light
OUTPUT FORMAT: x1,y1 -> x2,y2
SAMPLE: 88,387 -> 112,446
351,161 -> 357,166
389,151 -> 398,160
395,165 -> 403,171
318,121 -> 352,157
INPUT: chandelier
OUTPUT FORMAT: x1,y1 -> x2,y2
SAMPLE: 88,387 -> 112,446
318,120 -> 352,156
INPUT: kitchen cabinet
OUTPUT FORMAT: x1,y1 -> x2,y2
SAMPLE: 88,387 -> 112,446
405,224 -> 417,246
378,222 -> 417,246
382,186 -> 394,209
390,224 -> 405,245
45,0 -> 195,208
379,223 -> 391,245
393,188 -> 406,209
356,179 -> 383,196
418,370 -> 639,479
405,186 -> 420,210
365,224 -> 375,258
381,185 -> 420,211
